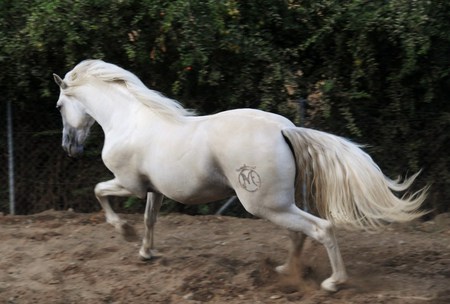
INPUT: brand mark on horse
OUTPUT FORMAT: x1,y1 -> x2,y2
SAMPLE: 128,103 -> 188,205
237,165 -> 261,192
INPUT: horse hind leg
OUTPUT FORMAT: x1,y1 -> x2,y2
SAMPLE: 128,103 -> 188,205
94,179 -> 139,241
259,205 -> 348,292
275,231 -> 306,275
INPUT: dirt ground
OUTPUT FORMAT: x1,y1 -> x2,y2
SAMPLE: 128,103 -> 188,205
0,210 -> 449,304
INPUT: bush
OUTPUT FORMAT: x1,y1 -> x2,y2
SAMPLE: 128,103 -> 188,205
1,0 -> 448,215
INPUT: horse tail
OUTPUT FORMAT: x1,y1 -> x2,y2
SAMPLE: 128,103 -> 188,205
281,127 -> 429,231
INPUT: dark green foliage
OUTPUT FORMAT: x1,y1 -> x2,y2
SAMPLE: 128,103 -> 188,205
1,0 -> 448,215
292,0 -> 450,213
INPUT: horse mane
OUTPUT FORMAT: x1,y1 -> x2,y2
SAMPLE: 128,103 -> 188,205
65,59 -> 196,120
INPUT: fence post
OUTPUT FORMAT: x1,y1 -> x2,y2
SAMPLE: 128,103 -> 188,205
215,196 -> 238,215
7,100 -> 15,215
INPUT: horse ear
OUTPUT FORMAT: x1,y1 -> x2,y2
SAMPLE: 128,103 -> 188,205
53,73 -> 68,89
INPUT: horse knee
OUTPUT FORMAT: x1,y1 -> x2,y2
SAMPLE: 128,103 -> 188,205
314,221 -> 336,248
94,182 -> 106,197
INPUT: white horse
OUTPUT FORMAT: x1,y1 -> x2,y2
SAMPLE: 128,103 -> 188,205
53,59 -> 427,292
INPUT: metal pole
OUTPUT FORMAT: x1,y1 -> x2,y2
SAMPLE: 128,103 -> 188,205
7,100 -> 15,215
215,196 -> 237,215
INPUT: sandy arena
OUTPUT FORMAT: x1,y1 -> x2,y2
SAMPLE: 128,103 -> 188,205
0,210 -> 449,303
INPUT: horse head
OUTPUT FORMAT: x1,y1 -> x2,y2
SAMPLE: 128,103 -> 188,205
53,73 -> 95,157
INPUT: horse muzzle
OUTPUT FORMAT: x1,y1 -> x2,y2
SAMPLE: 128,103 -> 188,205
63,142 -> 84,158
62,128 -> 85,158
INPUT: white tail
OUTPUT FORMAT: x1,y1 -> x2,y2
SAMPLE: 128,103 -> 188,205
282,127 -> 429,231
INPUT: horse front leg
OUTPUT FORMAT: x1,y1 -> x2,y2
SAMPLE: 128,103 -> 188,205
94,179 -> 138,241
139,192 -> 163,260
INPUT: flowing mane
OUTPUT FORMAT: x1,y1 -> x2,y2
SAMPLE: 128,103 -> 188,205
65,59 -> 195,119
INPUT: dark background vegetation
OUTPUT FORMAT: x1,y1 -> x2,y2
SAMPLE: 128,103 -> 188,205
1,0 -> 449,216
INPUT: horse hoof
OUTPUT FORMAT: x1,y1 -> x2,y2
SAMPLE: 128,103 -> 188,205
139,253 -> 153,261
139,249 -> 158,261
320,278 -> 339,292
275,264 -> 289,275
139,247 -> 152,260
120,222 -> 139,242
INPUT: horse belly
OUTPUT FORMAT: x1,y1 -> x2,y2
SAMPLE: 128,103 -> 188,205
157,174 -> 234,205
146,153 -> 234,205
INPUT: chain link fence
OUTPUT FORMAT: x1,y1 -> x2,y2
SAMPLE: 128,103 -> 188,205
2,98 -> 300,216
2,99 -> 446,216
1,101 -> 116,215
1,101 -> 243,216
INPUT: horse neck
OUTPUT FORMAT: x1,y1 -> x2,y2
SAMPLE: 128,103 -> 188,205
79,84 -> 151,133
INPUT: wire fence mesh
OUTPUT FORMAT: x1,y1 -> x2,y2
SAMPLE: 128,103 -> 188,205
0,102 -> 239,216
1,102 -> 114,215
1,100 -> 447,216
